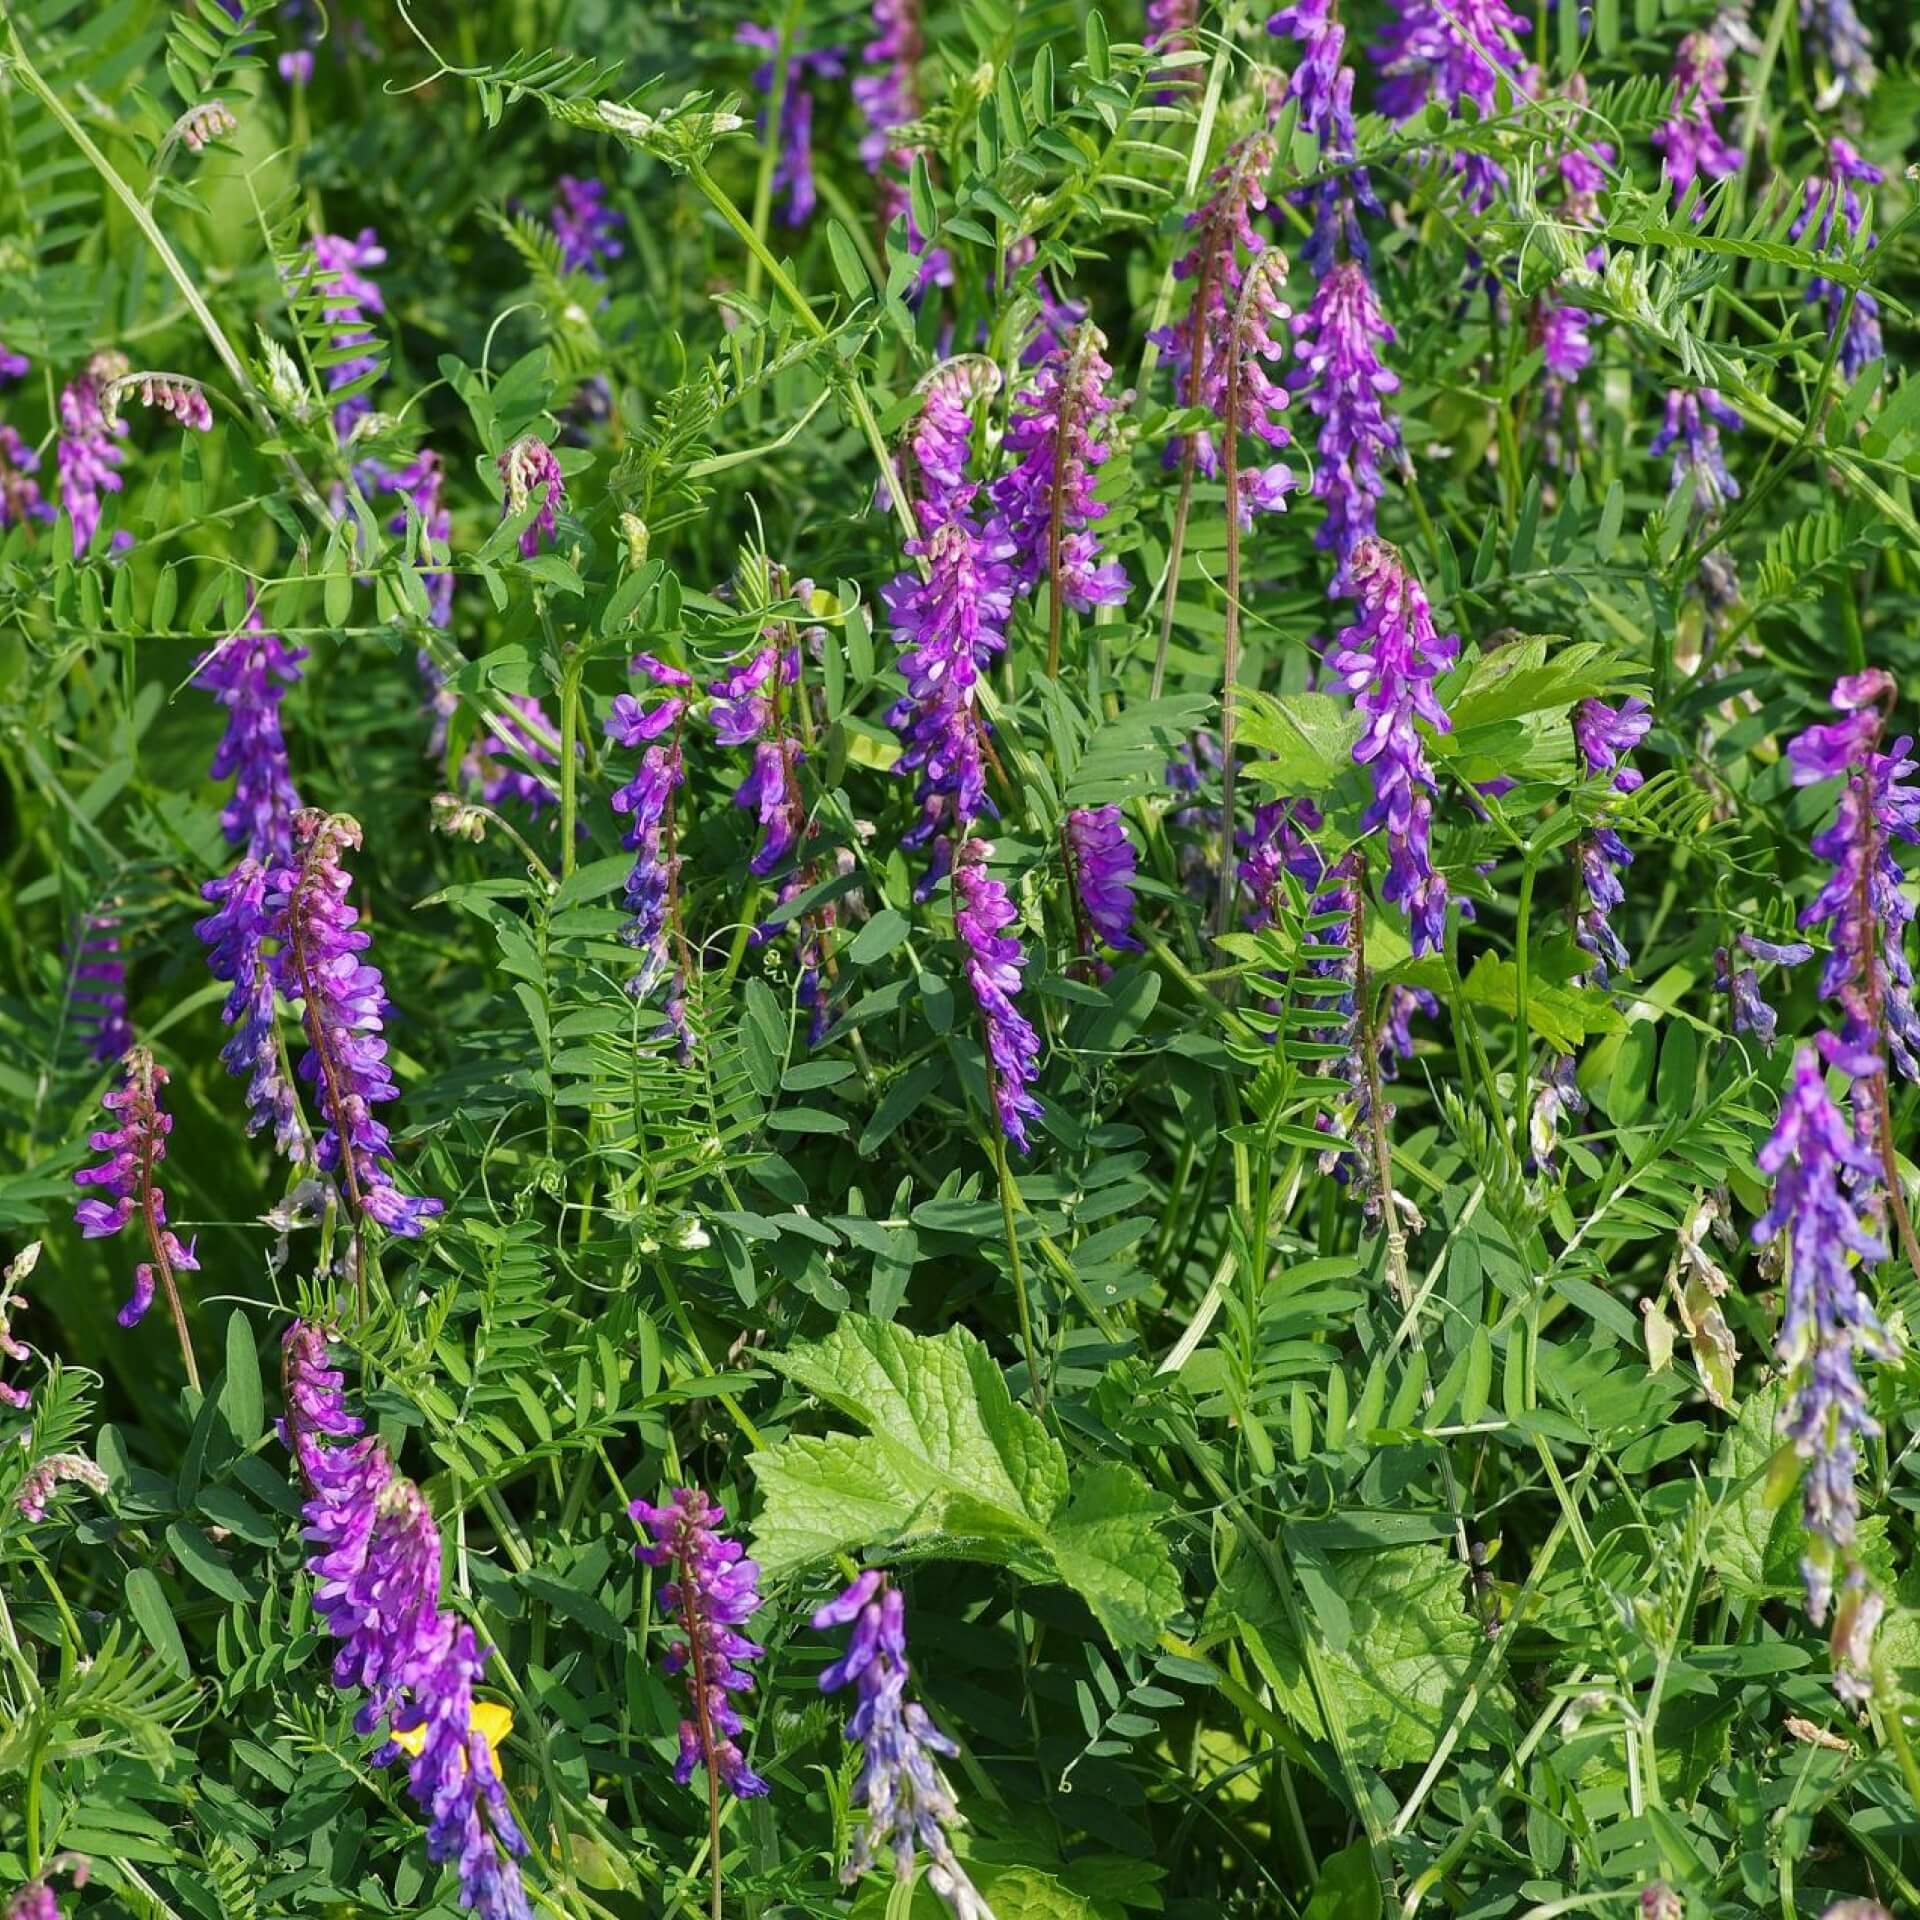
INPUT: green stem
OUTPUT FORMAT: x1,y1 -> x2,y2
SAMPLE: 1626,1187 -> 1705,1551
558,647 -> 584,879
686,160 -> 918,555
1512,854 -> 1537,1166
992,1126 -> 1045,1410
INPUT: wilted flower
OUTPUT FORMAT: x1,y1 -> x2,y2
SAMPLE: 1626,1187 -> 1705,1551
497,435 -> 566,557
631,1487 -> 769,1798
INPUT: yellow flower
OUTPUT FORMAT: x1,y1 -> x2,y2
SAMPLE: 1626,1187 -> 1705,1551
391,1700 -> 514,1768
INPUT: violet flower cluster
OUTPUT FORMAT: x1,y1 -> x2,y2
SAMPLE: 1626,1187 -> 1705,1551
2,1861 -> 88,1920
1571,695 -> 1651,986
631,1487 -> 769,1798
1650,387 -> 1741,515
380,449 -> 455,629
990,323 -> 1128,611
264,810 -> 444,1235
608,656 -> 693,1057
1789,139 -> 1885,380
0,424 -> 52,530
283,1323 -> 531,1919
71,913 -> 132,1063
1064,804 -> 1140,966
954,838 -> 1044,1151
18,1451 -> 109,1523
852,0 -> 948,289
309,229 -> 386,440
1801,0 -> 1875,103
1753,1046 -> 1892,1654
1786,671 -> 1920,1088
813,1571 -> 991,1920
497,435 -> 566,556
739,26 -> 846,226
551,174 -> 624,278
462,694 -> 567,817
197,858 -> 307,1160
71,1046 -> 198,1332
1716,931 -> 1812,1050
198,600 -> 308,865
1370,0 -> 1529,208
709,643 -> 805,879
1269,0 -> 1381,273
1651,31 -> 1739,208
1288,260 -> 1402,594
56,351 -> 130,556
0,1246 -> 32,1412
1327,538 -> 1457,956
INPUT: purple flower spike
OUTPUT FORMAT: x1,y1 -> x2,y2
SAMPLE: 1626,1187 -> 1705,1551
497,435 -> 566,557
3,1861 -> 88,1920
551,174 -> 624,278
71,913 -> 132,1063
0,340 -> 26,383
1650,388 -> 1741,513
1652,32 -> 1740,209
814,1572 -> 992,1920
954,838 -> 1043,1150
72,1046 -> 199,1339
197,599 -> 307,864
631,1488 -> 769,1800
1790,139 -> 1885,379
608,681 -> 688,1013
1568,695 -> 1650,985
738,27 -> 846,227
1288,260 -> 1401,594
57,351 -> 130,556
462,694 -> 568,816
0,424 -> 53,529
308,230 -> 386,440
1787,675 -> 1920,1087
1801,0 -> 1874,104
265,811 -> 444,1237
1371,0 -> 1529,208
197,859 -> 307,1162
1065,804 -> 1141,958
1328,538 -> 1458,955
1270,1 -> 1381,271
991,324 -> 1129,612
282,1324 -> 531,1920
1754,1046 -> 1892,1636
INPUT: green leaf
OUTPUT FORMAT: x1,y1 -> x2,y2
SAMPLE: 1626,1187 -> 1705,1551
220,1309 -> 263,1445
751,1319 -> 1179,1645
1302,1842 -> 1382,1920
1203,1545 -> 1487,1768
1235,691 -> 1361,794
126,1568 -> 192,1678
828,219 -> 872,303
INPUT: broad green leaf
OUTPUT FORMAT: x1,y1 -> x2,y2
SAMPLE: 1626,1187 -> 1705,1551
751,1320 -> 1179,1646
1235,691 -> 1361,794
1203,1545 -> 1487,1768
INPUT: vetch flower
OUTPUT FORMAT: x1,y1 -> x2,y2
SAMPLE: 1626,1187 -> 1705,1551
0,340 -> 26,382
853,0 -> 948,289
1571,696 -> 1650,986
551,174 -> 624,278
1786,672 -> 1920,1088
282,1324 -> 531,1920
631,1487 -> 769,1799
0,425 -> 52,528
1652,32 -> 1740,208
56,350 -> 130,556
380,450 -> 454,628
896,357 -> 999,520
1716,931 -> 1813,1049
17,1451 -> 109,1522
197,859 -> 307,1162
1288,259 -> 1401,593
1370,0 -> 1529,208
265,810 -> 444,1237
990,323 -> 1128,621
0,1243 -> 35,1412
1147,0 -> 1197,97
813,1571 -> 993,1920
1789,139 -> 1884,379
1327,538 -> 1458,956
3,1860 -> 88,1920
70,913 -> 132,1063
71,1046 -> 201,1377
1651,387 -> 1741,513
1800,0 -> 1874,104
1753,1044 -> 1893,1632
738,26 -> 846,226
120,373 -> 213,431
197,598 -> 307,865
307,230 -> 386,440
1269,0 -> 1381,271
608,661 -> 691,1053
461,694 -> 567,816
953,838 -> 1044,1151
497,435 -> 566,557
1064,804 -> 1141,961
